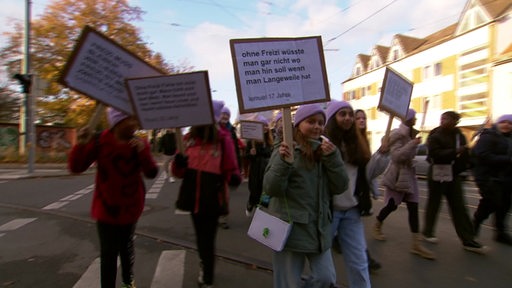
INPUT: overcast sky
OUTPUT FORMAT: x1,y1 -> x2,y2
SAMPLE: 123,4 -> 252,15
1,0 -> 469,117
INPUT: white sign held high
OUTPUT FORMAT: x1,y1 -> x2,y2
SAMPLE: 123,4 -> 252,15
230,36 -> 330,113
125,71 -> 214,130
59,26 -> 162,114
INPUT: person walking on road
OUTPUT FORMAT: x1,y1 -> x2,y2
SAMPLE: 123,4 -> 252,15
472,114 -> 512,245
373,109 -> 435,260
159,128 -> 177,183
68,107 -> 159,288
217,105 -> 242,229
172,100 -> 241,288
263,104 -> 349,288
245,115 -> 273,216
422,111 -> 485,253
325,101 -> 389,287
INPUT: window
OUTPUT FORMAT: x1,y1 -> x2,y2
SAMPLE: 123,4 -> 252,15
458,46 -> 489,118
392,49 -> 400,61
434,63 -> 442,76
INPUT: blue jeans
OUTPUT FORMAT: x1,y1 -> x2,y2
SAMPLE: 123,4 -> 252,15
272,248 -> 336,288
332,207 -> 371,288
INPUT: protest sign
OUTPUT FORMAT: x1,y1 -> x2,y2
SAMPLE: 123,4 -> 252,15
378,67 -> 413,120
59,25 -> 163,114
240,121 -> 265,141
125,71 -> 213,130
378,67 -> 414,137
230,36 -> 330,114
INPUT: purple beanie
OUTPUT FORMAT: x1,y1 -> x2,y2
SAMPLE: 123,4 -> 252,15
326,100 -> 352,121
107,107 -> 130,128
221,106 -> 231,117
405,108 -> 416,121
274,111 -> 282,123
256,115 -> 269,125
496,114 -> 512,123
212,100 -> 225,122
294,103 -> 326,127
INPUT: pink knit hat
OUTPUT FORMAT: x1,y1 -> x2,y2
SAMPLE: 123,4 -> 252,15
221,106 -> 231,117
294,103 -> 325,127
496,114 -> 512,124
212,100 -> 225,122
107,107 -> 130,128
326,100 -> 352,121
405,108 -> 416,121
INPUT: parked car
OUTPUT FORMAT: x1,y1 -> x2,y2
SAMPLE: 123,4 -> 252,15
414,143 -> 471,180
414,144 -> 429,177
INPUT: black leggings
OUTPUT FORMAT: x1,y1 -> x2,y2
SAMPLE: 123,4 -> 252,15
192,213 -> 220,285
97,221 -> 136,288
376,199 -> 419,233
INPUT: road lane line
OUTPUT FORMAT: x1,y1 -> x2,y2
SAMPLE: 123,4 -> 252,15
146,172 -> 166,199
43,184 -> 94,210
151,250 -> 186,288
0,218 -> 37,231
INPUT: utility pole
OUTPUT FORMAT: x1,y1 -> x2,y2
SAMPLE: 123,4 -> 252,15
23,0 -> 34,173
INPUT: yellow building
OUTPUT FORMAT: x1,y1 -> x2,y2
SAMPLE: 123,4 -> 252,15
341,0 -> 512,151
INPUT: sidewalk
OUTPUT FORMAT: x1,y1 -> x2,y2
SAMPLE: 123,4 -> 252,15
0,163 -> 87,180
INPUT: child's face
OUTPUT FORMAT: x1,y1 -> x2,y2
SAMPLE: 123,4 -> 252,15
355,111 -> 366,130
298,113 -> 325,139
335,108 -> 354,130
497,120 -> 512,134
117,116 -> 139,139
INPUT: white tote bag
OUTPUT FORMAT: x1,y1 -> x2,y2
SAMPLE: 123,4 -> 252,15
247,207 -> 292,252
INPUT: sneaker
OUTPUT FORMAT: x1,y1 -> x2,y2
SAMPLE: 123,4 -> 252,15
495,233 -> 512,245
198,267 -> 204,284
121,280 -> 136,288
423,235 -> 439,244
169,177 -> 175,183
245,203 -> 254,217
463,240 -> 487,254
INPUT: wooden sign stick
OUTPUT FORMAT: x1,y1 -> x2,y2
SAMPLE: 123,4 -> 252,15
281,107 -> 294,163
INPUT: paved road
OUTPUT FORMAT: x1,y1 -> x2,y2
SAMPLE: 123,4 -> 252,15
1,163 -> 512,287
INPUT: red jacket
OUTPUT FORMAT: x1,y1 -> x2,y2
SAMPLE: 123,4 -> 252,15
68,130 -> 158,224
172,128 -> 239,215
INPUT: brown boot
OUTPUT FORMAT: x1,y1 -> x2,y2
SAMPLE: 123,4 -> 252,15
411,233 -> 435,260
373,220 -> 386,241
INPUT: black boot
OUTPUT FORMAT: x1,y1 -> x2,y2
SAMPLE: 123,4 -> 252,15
495,232 -> 512,245
367,250 -> 381,273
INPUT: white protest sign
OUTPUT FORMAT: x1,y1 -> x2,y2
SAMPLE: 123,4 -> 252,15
59,26 -> 162,114
378,67 -> 413,121
125,71 -> 214,129
240,121 -> 265,141
230,36 -> 330,113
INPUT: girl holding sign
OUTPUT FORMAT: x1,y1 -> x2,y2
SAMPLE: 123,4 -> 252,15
172,100 -> 241,288
68,107 -> 159,288
263,104 -> 348,288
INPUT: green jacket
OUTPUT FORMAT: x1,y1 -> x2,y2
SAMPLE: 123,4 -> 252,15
263,140 -> 348,253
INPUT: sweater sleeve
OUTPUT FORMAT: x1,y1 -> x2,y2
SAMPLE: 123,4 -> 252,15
263,149 -> 293,198
68,139 -> 98,174
137,139 -> 159,179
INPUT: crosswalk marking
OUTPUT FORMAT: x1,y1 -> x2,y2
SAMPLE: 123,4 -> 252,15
43,184 -> 94,210
72,258 -> 102,288
72,251 -> 186,288
151,250 -> 186,288
0,218 -> 37,232
146,172 -> 166,199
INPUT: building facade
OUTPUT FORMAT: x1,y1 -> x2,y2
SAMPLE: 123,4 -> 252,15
341,0 -> 512,151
